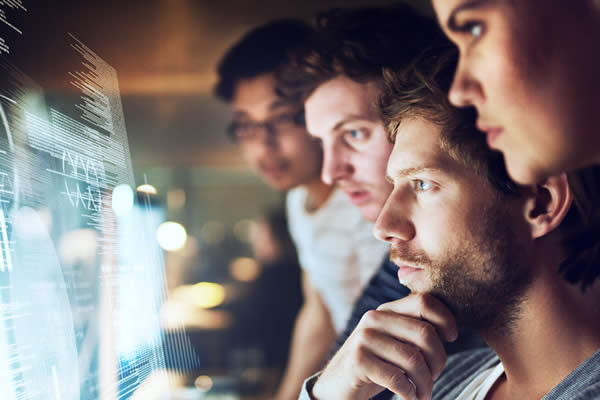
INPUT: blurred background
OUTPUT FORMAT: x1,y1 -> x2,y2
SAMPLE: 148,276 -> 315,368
78,0 -> 428,398
1,0 -> 428,398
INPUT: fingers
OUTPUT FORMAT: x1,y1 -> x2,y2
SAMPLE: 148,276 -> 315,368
359,310 -> 447,381
377,293 -> 458,342
353,347 -> 420,400
356,327 -> 434,400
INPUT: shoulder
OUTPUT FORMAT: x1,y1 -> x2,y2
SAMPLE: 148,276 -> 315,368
545,347 -> 600,400
286,186 -> 306,216
432,347 -> 498,400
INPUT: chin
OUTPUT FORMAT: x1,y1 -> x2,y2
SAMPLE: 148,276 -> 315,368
264,177 -> 296,191
505,155 -> 546,185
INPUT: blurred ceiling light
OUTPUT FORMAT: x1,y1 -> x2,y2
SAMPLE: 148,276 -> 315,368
167,188 -> 186,209
112,184 -> 134,217
229,257 -> 261,282
233,219 -> 252,243
194,375 -> 213,393
156,221 -> 187,251
136,184 -> 158,195
200,221 -> 225,245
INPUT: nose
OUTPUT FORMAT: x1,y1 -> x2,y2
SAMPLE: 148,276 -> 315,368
448,56 -> 485,108
320,143 -> 352,185
373,193 -> 415,244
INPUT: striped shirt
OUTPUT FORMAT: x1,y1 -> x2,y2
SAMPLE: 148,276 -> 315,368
300,347 -> 600,400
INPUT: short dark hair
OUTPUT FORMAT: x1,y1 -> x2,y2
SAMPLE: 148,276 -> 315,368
277,4 -> 448,103
379,46 -> 600,289
215,19 -> 313,102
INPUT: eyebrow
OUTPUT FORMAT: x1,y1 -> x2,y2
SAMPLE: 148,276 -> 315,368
331,115 -> 373,131
446,0 -> 487,31
386,166 -> 445,183
270,98 -> 297,110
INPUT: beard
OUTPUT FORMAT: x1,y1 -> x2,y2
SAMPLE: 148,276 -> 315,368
390,199 -> 532,335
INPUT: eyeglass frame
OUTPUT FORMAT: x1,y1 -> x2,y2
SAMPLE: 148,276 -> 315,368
226,109 -> 306,142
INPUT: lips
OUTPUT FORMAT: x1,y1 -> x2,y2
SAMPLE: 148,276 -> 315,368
396,265 -> 423,280
259,160 -> 289,178
342,188 -> 371,206
476,120 -> 504,148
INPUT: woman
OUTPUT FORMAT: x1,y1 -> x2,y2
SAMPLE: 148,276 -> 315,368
432,0 -> 600,184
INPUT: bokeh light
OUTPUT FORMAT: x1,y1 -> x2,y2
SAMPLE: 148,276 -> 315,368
229,257 -> 261,282
112,184 -> 134,217
156,221 -> 187,251
194,375 -> 213,392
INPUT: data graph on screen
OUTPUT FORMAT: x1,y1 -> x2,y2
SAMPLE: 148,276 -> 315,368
0,2 -> 200,399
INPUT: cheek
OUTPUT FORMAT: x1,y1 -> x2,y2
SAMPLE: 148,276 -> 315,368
413,210 -> 454,255
354,153 -> 389,189
359,138 -> 393,187
240,142 -> 262,164
279,132 -> 319,157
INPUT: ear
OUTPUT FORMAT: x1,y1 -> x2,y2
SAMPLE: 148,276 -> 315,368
523,173 -> 572,239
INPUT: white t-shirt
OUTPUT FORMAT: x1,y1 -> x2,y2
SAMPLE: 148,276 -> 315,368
286,186 -> 389,333
455,362 -> 505,400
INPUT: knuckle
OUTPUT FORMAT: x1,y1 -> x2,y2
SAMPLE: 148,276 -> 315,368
354,344 -> 369,365
405,346 -> 425,369
360,309 -> 380,326
388,371 -> 415,397
355,326 -> 376,343
418,322 -> 437,343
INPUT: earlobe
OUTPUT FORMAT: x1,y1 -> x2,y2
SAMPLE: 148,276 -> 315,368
524,174 -> 573,239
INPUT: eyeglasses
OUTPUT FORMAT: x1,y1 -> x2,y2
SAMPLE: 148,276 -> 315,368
227,110 -> 305,142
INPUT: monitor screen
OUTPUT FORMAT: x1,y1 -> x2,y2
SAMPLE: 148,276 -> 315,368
0,2 -> 199,399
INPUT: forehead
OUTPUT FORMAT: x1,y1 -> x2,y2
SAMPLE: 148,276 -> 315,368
231,73 -> 290,120
304,76 -> 379,136
388,118 -> 460,176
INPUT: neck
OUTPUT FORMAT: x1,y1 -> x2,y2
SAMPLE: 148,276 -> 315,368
302,178 -> 333,213
482,268 -> 600,399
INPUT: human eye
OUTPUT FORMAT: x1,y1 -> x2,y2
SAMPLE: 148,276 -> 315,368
343,128 -> 368,142
229,121 -> 256,140
457,20 -> 484,41
412,179 -> 434,192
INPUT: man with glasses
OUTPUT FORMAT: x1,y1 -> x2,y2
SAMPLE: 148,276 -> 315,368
215,20 -> 387,400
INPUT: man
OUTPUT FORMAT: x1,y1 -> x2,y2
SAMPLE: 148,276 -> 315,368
214,20 -> 387,399
300,48 -> 600,400
278,5 -> 481,369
